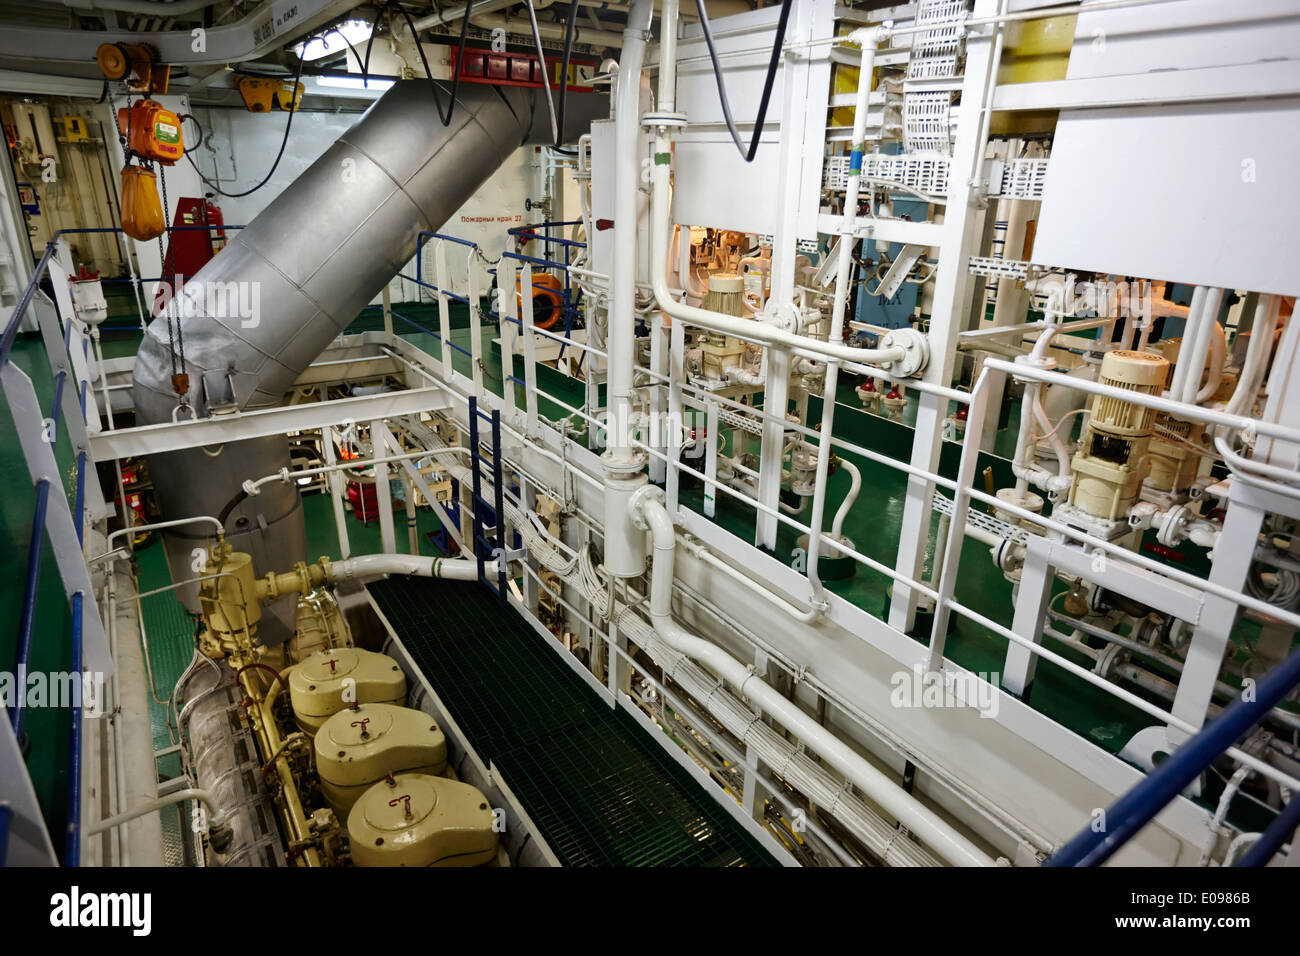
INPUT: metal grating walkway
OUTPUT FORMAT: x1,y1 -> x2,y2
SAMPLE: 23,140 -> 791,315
369,577 -> 778,867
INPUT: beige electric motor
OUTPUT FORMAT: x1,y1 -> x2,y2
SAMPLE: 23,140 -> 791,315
1068,349 -> 1169,520
700,272 -> 745,379
315,702 -> 448,818
348,773 -> 498,867
1145,417 -> 1204,495
286,648 -> 406,735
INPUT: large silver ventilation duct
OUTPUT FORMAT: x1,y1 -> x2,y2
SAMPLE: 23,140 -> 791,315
133,81 -> 577,639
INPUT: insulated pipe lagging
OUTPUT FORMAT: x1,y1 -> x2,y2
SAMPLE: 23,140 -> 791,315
633,491 -> 997,867
134,81 -> 543,421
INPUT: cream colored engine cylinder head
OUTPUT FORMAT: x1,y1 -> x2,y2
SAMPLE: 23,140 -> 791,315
348,773 -> 498,867
315,702 -> 447,818
287,647 -> 407,735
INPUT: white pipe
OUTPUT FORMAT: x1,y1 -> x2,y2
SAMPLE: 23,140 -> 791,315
646,34 -> 915,372
1011,374 -> 1070,495
87,788 -> 227,837
413,0 -> 517,31
1225,295 -> 1281,418
470,12 -> 626,47
802,30 -> 887,606
1212,295 -> 1296,485
99,515 -> 225,559
830,459 -> 861,540
244,447 -> 471,494
1171,287 -> 1213,403
634,492 -> 996,867
681,536 -> 819,623
331,554 -> 499,583
1032,390 -> 1071,481
606,0 -> 654,465
1194,319 -> 1226,405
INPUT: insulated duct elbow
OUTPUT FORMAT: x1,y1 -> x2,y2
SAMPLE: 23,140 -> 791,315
129,80 -> 593,634
133,81 -> 545,420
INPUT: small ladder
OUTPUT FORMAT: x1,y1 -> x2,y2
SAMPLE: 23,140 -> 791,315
468,396 -> 508,604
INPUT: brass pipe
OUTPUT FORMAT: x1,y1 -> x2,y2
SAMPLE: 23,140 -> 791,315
238,671 -> 324,867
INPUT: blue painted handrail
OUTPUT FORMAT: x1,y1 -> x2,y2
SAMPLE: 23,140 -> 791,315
0,805 -> 11,866
1045,642 -> 1300,867
9,479 -> 51,745
65,591 -> 84,866
1237,782 -> 1300,867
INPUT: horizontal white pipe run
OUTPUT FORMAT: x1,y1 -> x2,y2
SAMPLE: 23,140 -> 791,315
99,515 -> 225,560
681,537 -> 819,623
331,554 -> 497,583
87,788 -> 226,837
648,149 -> 910,371
245,447 -> 471,494
635,493 -> 996,867
983,356 -> 1300,444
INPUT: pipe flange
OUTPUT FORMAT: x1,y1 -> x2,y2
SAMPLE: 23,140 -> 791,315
642,111 -> 687,129
1156,504 -> 1192,548
628,484 -> 665,532
764,302 -> 801,335
601,448 -> 648,477
880,327 -> 929,378
1095,642 -> 1126,680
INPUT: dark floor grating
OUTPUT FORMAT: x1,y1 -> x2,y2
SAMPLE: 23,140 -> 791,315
369,576 -> 777,867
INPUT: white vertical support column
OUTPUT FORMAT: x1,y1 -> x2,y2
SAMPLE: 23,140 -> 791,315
977,188 -> 1037,451
467,260 -> 484,396
499,254 -> 519,418
704,399 -> 719,518
370,419 -> 396,554
1170,497 -> 1263,732
649,318 -> 668,483
1001,539 -> 1054,696
754,0 -> 818,552
319,399 -> 351,559
889,4 -> 1001,633
667,318 -> 685,517
521,479 -> 539,611
926,381 -> 991,670
607,619 -> 630,698
519,261 -> 540,429
402,473 -> 419,555
434,238 -> 453,375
